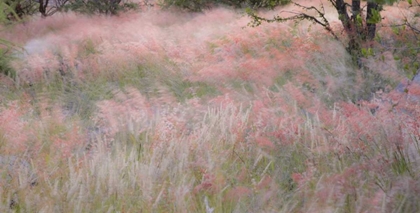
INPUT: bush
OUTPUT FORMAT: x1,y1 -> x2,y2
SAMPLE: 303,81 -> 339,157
0,48 -> 16,79
159,0 -> 290,12
65,0 -> 138,15
1,0 -> 38,22
230,0 -> 291,9
160,0 -> 211,12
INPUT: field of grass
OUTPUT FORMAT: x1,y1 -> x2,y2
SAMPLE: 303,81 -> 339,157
0,1 -> 419,212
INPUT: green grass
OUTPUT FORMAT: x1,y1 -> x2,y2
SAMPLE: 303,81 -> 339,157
270,69 -> 294,92
0,48 -> 16,79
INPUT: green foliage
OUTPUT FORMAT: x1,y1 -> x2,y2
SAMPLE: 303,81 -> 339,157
0,1 -> 22,23
0,48 -> 16,79
0,1 -> 15,23
1,0 -> 38,22
366,8 -> 381,24
0,12 -> 21,80
64,0 -> 138,15
355,14 -> 363,27
160,0 -> 211,11
228,0 -> 291,8
159,0 -> 290,12
361,47 -> 374,57
383,20 -> 420,79
369,0 -> 399,5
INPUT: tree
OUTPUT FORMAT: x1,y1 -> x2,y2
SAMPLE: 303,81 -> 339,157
1,0 -> 67,19
38,0 -> 69,17
248,0 -> 400,64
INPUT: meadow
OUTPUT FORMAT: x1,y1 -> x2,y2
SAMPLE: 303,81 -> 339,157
0,0 -> 419,212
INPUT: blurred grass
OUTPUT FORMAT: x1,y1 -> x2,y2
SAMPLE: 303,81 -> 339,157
0,94 -> 419,211
0,7 -> 419,212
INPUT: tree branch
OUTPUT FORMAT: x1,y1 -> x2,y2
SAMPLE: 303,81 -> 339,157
247,1 -> 340,41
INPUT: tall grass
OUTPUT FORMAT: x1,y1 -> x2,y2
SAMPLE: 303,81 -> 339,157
0,1 -> 419,212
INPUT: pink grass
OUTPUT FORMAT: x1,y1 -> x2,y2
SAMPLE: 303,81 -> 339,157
0,1 -> 419,211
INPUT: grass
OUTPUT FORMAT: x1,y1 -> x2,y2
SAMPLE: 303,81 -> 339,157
2,81 -> 418,212
0,3 -> 419,212
0,48 -> 16,79
269,69 -> 294,92
0,96 -> 419,211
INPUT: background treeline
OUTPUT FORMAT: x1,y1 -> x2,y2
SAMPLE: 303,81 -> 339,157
0,0 -> 291,22
1,0 -> 140,20
160,0 -> 290,11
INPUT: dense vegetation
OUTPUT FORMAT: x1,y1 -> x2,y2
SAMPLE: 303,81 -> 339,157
0,0 -> 419,212
160,0 -> 291,11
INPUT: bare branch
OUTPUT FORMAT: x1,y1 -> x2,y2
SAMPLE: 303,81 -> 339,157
247,1 -> 340,41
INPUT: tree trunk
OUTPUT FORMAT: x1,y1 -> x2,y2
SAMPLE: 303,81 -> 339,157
335,0 -> 351,33
333,0 -> 380,66
366,2 -> 379,40
351,0 -> 362,34
39,0 -> 49,17
351,0 -> 360,16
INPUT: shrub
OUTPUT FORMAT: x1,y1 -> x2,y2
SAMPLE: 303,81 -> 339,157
64,0 -> 138,15
160,0 -> 212,12
233,0 -> 291,9
1,0 -> 38,22
159,0 -> 290,12
0,48 -> 16,79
